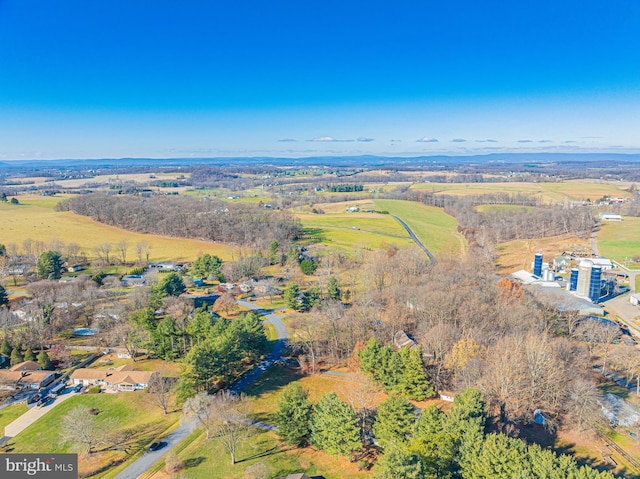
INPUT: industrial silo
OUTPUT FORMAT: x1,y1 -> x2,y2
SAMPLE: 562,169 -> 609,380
589,266 -> 602,303
576,260 -> 593,298
569,268 -> 579,291
533,253 -> 543,277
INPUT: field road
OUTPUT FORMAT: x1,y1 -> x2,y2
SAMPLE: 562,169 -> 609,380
0,389 -> 78,444
115,301 -> 288,479
391,214 -> 438,263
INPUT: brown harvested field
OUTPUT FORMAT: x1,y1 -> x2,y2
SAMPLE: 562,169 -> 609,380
411,179 -> 634,203
495,234 -> 591,275
17,171 -> 191,189
0,196 -> 233,262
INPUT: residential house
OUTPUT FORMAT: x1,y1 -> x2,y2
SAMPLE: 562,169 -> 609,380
10,361 -> 42,372
393,330 -> 417,349
0,370 -> 56,390
70,365 -> 157,392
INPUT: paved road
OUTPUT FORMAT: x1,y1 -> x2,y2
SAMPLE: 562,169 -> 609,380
391,214 -> 437,264
603,295 -> 640,338
115,302 -> 288,479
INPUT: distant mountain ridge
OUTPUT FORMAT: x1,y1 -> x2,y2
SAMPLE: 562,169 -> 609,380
2,152 -> 640,172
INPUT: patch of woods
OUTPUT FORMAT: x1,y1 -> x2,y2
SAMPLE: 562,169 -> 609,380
272,385 -> 615,478
384,188 -> 595,246
56,193 -> 302,248
286,247 -> 617,438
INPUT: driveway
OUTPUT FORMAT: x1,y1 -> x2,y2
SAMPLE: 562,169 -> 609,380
114,300 -> 289,479
1,389 -> 78,442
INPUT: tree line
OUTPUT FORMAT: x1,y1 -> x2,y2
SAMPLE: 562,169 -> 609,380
56,193 -> 302,248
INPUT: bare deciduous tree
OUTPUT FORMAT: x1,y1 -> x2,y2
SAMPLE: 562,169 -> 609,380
60,406 -> 116,454
116,240 -> 128,265
148,375 -> 177,415
182,390 -> 252,465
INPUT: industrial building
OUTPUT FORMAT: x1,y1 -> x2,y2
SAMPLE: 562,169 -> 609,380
511,253 -> 613,312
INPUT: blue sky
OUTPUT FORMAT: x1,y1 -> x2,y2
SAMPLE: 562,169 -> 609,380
1,0 -> 639,159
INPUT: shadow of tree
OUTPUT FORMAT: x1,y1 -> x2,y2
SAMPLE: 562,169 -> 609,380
184,456 -> 206,468
237,444 -> 288,464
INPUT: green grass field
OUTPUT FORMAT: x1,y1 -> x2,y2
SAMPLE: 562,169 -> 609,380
411,180 -> 633,204
0,197 -> 233,262
0,403 -> 28,433
296,212 -> 415,251
597,217 -> 640,268
7,393 -> 179,478
373,199 -> 466,256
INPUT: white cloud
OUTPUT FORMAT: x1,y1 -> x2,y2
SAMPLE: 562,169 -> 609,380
416,137 -> 439,143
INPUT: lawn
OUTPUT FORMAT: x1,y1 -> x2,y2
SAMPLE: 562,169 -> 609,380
155,427 -> 371,479
0,403 -> 28,433
6,393 -> 180,478
597,217 -> 640,269
89,354 -> 181,377
0,198 -> 233,263
373,199 -> 465,257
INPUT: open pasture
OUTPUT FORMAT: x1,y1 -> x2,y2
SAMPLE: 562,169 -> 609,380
296,211 -> 415,250
373,199 -> 465,256
597,216 -> 640,268
411,179 -> 633,203
0,198 -> 233,262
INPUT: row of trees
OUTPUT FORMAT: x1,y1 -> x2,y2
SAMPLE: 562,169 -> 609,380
0,338 -> 52,368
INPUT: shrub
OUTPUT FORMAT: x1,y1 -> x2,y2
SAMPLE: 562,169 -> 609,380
87,386 -> 101,394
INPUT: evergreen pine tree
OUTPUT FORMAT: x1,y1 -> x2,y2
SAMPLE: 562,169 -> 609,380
373,395 -> 417,448
311,392 -> 361,458
274,383 -> 313,446
24,347 -> 36,362
37,350 -> 52,370
268,240 -> 279,265
0,284 -> 8,308
374,445 -> 425,479
327,277 -> 341,300
0,337 -> 11,356
10,347 -> 24,366
284,282 -> 300,310
397,346 -> 434,400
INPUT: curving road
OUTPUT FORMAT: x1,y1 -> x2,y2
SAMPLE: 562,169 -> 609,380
391,214 -> 437,264
115,302 -> 288,479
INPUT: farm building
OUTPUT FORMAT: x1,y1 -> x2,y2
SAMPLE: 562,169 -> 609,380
599,213 -> 622,221
122,275 -> 146,287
